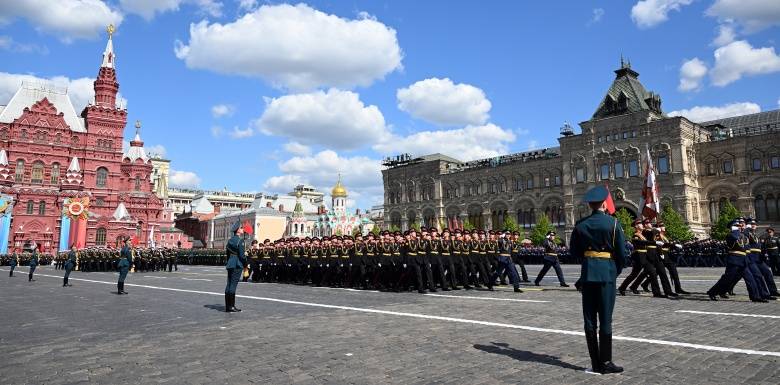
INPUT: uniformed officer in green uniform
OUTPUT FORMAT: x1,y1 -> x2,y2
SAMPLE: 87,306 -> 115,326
63,245 -> 77,287
569,186 -> 625,374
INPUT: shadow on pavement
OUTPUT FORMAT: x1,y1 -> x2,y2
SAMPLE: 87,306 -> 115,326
204,304 -> 227,312
474,342 -> 585,371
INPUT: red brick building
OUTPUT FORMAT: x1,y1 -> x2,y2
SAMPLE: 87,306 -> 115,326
0,28 -> 169,252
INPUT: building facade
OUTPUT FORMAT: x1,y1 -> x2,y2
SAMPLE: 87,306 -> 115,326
382,62 -> 780,238
168,187 -> 255,219
0,27 -> 170,252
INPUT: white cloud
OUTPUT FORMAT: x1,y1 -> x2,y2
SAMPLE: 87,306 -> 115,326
678,58 -> 708,92
169,169 -> 202,188
712,24 -> 736,47
668,102 -> 761,122
396,78 -> 491,126
174,3 -> 402,91
263,150 -> 383,206
588,8 -> 605,25
283,142 -> 312,156
146,144 -> 167,158
237,0 -> 257,12
255,89 -> 388,150
210,103 -> 235,118
710,40 -> 780,86
229,126 -> 254,139
0,72 -> 127,113
119,0 -> 223,20
777,97 -> 780,108
630,0 -> 693,29
0,0 -> 123,42
373,124 -> 516,162
707,0 -> 780,33
0,35 -> 48,54
210,125 -> 223,138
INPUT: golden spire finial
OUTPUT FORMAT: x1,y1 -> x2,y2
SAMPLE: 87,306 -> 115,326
107,24 -> 115,38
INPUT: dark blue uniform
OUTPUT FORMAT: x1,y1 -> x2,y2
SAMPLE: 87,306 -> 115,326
28,251 -> 39,282
9,253 -> 17,277
117,246 -> 131,294
490,237 -> 521,291
225,233 -> 246,312
569,209 -> 625,374
63,250 -> 76,286
535,238 -> 567,286
708,227 -> 765,301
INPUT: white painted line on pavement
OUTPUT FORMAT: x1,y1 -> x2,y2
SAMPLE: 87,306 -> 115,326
424,294 -> 549,303
676,310 -> 780,319
181,278 -> 212,282
5,268 -> 780,358
143,276 -> 167,279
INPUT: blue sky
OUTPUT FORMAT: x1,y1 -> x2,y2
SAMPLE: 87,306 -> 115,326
1,0 -> 779,209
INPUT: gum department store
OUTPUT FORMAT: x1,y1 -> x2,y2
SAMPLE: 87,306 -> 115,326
382,62 -> 780,238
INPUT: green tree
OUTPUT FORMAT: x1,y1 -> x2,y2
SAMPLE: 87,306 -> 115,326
710,200 -> 742,240
389,225 -> 401,233
615,208 -> 636,239
503,216 -> 519,232
439,218 -> 448,231
462,219 -> 476,231
352,227 -> 362,237
370,226 -> 380,236
660,203 -> 693,242
410,221 -> 421,232
530,215 -> 554,246
335,229 -> 343,236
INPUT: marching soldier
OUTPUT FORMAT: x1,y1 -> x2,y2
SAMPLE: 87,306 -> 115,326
28,244 -> 39,282
63,245 -> 76,287
763,227 -> 779,276
490,230 -> 522,293
569,185 -> 625,374
117,239 -> 132,294
8,250 -> 17,277
534,231 -> 569,287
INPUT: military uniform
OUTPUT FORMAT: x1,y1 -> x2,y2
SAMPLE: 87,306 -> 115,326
117,243 -> 132,294
763,229 -> 779,276
568,186 -> 625,374
224,221 -> 246,312
63,249 -> 77,287
8,252 -> 17,277
28,249 -> 39,282
489,233 -> 521,292
534,232 -> 568,287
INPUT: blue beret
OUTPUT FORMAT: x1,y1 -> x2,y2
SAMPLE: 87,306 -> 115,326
231,221 -> 241,233
583,185 -> 608,203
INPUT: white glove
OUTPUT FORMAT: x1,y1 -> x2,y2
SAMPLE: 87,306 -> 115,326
656,241 -> 664,246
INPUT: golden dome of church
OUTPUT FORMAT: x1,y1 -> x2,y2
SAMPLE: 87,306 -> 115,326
331,175 -> 348,198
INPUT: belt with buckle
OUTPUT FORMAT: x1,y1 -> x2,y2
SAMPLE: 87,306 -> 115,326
584,251 -> 611,259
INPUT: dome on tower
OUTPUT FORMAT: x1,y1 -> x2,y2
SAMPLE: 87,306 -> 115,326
331,175 -> 348,198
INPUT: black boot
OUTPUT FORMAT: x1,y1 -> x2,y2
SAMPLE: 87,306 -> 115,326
230,294 -> 241,312
63,278 -> 67,287
599,332 -> 623,374
117,283 -> 123,294
28,272 -> 34,282
121,282 -> 128,294
585,330 -> 603,374
225,293 -> 234,312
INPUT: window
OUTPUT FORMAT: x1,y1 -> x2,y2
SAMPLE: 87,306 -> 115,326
614,162 -> 623,178
544,177 -> 550,187
628,160 -> 639,177
96,167 -> 108,187
575,167 -> 585,183
20,130 -> 27,140
135,176 -> 141,191
658,155 -> 669,174
516,179 -> 523,191
26,200 -> 33,214
606,135 -> 610,142
31,161 -> 44,184
613,133 -> 619,140
50,163 -> 60,184
95,197 -> 105,207
96,228 -> 107,246
772,156 -> 780,169
526,177 -> 534,189
38,201 -> 45,215
15,160 -> 24,182
622,131 -> 628,139
632,131 -> 637,138
597,136 -> 603,144
752,158 -> 762,171
554,175 -> 561,186
55,133 -> 61,144
707,163 -> 715,175
600,164 -> 610,180
723,160 -> 733,174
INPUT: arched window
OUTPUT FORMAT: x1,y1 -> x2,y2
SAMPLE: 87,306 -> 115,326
15,159 -> 24,182
755,195 -> 767,221
55,133 -> 61,144
51,163 -> 60,184
768,194 -> 778,221
96,228 -> 107,246
26,200 -> 33,214
96,167 -> 108,187
135,176 -> 141,191
31,161 -> 44,184
38,201 -> 45,215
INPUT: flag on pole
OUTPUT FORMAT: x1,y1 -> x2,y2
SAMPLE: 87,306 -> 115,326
640,147 -> 660,219
149,225 -> 155,248
604,182 -> 616,215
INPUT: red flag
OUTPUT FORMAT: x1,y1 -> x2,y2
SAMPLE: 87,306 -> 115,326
242,221 -> 253,235
604,182 -> 616,215
640,147 -> 661,219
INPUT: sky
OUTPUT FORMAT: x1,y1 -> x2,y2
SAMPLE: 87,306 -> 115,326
0,0 -> 779,210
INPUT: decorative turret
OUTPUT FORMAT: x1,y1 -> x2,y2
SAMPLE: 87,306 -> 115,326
62,156 -> 83,189
331,174 -> 347,216
592,58 -> 663,120
124,120 -> 149,163
93,24 -> 119,108
0,149 -> 13,185
112,202 -> 132,221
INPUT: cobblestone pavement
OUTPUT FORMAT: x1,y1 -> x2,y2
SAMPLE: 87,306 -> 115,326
1,265 -> 779,384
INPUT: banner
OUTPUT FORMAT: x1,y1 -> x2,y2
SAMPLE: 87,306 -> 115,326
59,214 -> 71,252
640,147 -> 660,220
63,197 -> 90,249
0,196 -> 12,254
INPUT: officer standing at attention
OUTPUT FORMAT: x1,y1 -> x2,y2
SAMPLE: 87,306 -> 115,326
535,231 -> 569,287
63,244 -> 77,287
28,244 -> 39,282
225,221 -> 246,312
9,250 -> 17,277
117,238 -> 132,294
569,186 -> 625,374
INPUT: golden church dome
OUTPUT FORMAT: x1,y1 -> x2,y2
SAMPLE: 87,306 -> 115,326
331,175 -> 348,198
